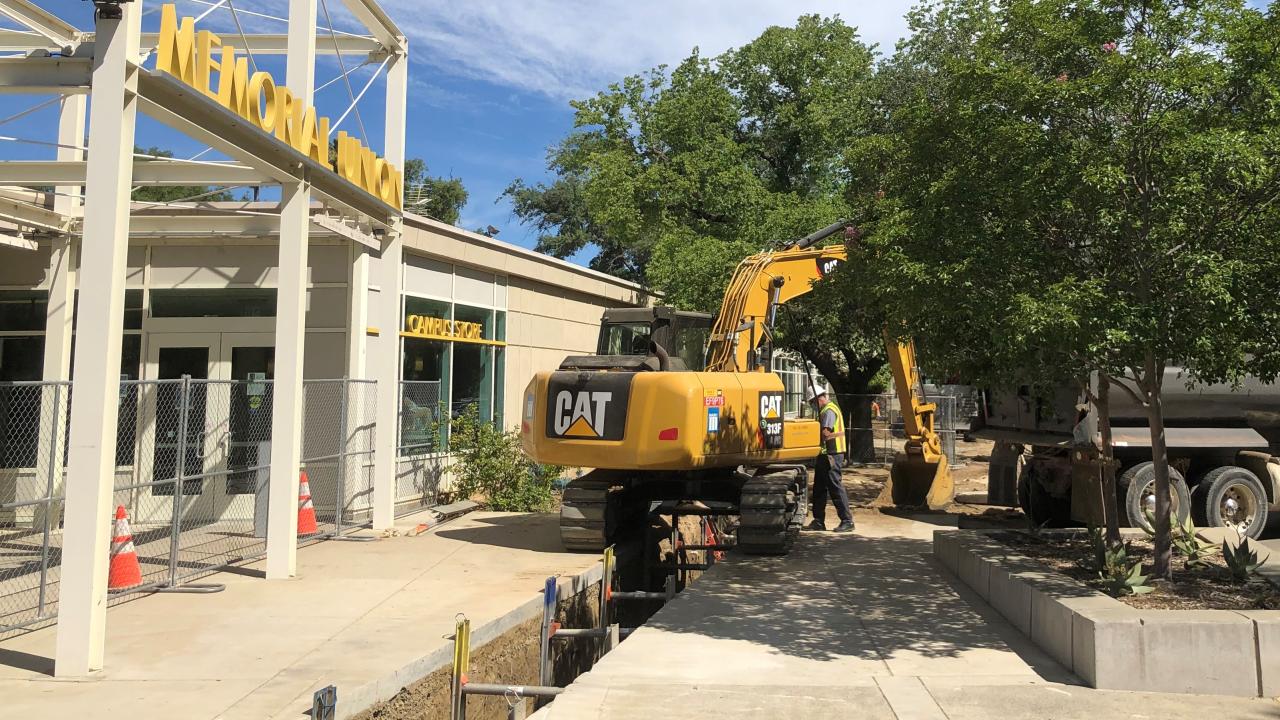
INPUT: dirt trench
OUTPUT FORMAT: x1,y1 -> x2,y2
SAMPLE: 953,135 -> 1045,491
350,579 -> 602,720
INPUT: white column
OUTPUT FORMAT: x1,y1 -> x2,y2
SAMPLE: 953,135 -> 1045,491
267,182 -> 309,578
54,1 -> 141,678
31,95 -> 86,532
347,246 -> 368,378
44,94 -> 85,382
265,0 -> 317,579
371,47 -> 407,529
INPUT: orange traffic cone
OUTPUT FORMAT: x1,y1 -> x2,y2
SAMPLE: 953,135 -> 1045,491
297,471 -> 318,536
108,505 -> 143,591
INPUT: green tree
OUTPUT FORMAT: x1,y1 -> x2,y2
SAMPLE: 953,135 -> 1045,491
326,141 -> 469,225
132,147 -> 235,203
402,158 -> 468,225
874,0 -> 1280,576
506,16 -> 892,455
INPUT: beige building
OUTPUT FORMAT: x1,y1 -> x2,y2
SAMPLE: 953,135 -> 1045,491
0,202 -> 651,522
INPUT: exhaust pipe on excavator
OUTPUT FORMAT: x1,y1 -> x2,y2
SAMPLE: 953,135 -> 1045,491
648,341 -> 671,371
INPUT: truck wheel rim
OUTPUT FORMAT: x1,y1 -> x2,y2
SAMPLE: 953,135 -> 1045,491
1219,483 -> 1258,533
1141,481 -> 1180,523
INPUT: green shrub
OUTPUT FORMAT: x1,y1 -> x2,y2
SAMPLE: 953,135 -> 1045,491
445,405 -> 562,512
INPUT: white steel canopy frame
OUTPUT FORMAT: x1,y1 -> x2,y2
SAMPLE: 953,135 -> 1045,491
0,0 -> 409,677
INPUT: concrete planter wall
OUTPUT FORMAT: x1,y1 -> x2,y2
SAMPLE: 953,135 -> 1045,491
935,529 -> 1276,697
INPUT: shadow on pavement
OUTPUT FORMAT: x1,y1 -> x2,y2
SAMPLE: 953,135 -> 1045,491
434,512 -> 568,554
643,532 -> 1068,674
0,647 -> 53,675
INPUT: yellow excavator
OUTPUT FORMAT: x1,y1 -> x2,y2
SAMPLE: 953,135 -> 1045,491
520,220 -> 953,554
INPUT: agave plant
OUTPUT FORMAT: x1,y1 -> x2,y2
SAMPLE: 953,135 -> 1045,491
1099,543 -> 1155,596
1223,537 -> 1263,583
1171,514 -> 1214,568
1087,524 -> 1107,572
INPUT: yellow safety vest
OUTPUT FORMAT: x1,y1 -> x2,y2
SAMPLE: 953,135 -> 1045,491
822,400 -> 847,455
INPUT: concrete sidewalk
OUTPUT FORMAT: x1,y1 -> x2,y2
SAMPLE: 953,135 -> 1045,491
537,511 -> 1280,720
0,510 -> 597,720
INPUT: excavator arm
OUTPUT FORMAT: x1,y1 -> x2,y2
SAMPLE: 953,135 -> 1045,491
880,332 -> 954,508
703,219 -> 954,508
705,221 -> 850,373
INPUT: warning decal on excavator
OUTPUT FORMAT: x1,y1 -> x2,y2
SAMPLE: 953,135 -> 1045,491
759,391 -> 784,449
546,372 -> 632,441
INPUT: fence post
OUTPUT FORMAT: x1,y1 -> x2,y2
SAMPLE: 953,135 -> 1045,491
336,377 -> 350,535
166,376 -> 191,588
36,384 -> 63,617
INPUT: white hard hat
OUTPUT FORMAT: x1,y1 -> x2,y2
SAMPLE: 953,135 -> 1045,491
807,384 -> 827,402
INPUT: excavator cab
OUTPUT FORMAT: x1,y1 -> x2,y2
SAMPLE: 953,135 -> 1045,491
561,307 -> 713,372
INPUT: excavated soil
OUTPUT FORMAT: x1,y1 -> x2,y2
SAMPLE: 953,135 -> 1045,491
994,531 -> 1280,611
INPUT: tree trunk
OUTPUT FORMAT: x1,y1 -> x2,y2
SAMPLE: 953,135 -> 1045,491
846,394 -> 877,464
1097,376 -> 1121,546
796,346 -> 884,464
1143,352 -> 1173,580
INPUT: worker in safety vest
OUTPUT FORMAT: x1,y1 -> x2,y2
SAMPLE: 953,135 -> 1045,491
805,385 -> 854,533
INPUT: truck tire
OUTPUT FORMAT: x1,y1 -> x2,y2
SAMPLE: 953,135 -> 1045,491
1118,462 -> 1189,532
1194,466 -> 1269,539
1021,458 -> 1070,527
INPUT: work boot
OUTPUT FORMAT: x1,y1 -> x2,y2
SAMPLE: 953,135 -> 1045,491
803,520 -> 827,532
832,521 -> 855,533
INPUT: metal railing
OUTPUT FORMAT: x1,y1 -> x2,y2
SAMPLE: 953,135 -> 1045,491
1,377 -> 376,637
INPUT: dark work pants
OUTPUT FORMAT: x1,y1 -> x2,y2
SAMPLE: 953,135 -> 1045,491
812,452 -> 852,525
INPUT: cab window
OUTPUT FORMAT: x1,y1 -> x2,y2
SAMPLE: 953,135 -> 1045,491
597,322 -> 652,355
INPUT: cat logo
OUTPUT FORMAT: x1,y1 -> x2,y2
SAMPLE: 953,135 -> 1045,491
759,391 -> 784,449
553,390 -> 612,438
816,257 -> 842,278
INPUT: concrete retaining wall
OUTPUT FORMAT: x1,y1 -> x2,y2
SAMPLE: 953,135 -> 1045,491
935,530 -> 1277,697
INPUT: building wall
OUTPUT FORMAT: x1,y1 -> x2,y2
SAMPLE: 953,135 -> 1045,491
0,239 -> 351,381
400,215 -> 653,431
503,275 -> 628,427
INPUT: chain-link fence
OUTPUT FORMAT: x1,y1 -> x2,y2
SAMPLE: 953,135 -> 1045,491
1,382 -> 69,636
301,379 -> 377,539
1,377 -> 378,637
784,391 -> 961,466
110,378 -> 272,598
395,380 -> 447,517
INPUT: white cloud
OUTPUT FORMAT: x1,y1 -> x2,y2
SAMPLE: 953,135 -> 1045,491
380,1 -> 915,100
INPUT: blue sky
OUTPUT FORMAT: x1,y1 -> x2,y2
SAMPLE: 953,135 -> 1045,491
4,0 -> 1271,265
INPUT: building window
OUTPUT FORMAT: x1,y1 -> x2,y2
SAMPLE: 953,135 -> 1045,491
398,296 -> 507,456
0,290 -> 143,470
150,288 -> 276,317
0,335 -> 46,469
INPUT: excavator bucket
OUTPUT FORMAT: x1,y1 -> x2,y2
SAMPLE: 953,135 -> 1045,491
879,452 -> 955,509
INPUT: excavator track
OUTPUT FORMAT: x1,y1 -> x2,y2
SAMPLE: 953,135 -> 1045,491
736,467 -> 805,555
559,476 -> 621,551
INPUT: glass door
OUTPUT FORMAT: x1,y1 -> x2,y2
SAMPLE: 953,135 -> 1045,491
219,334 -> 274,496
139,334 -> 218,524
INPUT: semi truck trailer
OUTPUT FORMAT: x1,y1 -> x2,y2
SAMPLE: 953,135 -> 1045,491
976,372 -> 1280,538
